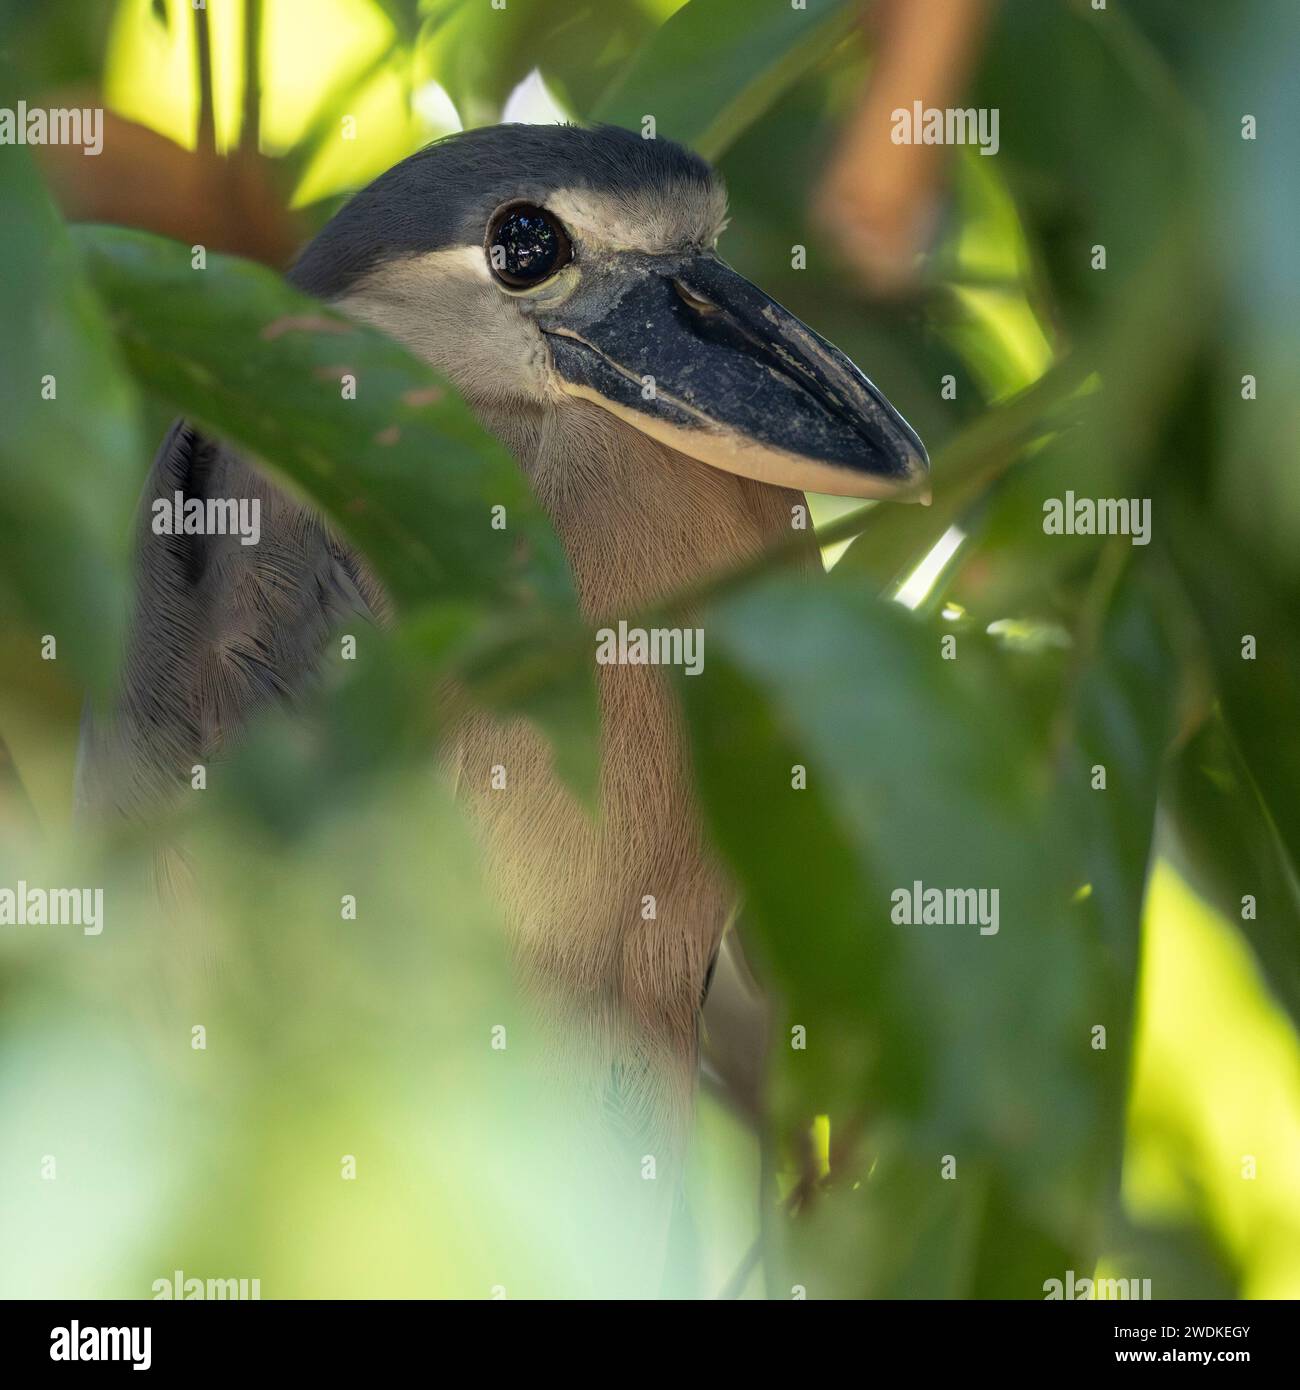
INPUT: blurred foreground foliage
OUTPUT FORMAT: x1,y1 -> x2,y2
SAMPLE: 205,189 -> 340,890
1,0 -> 1298,1298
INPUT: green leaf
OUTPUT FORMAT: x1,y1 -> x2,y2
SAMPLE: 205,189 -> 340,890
589,0 -> 857,161
1055,558 -> 1181,1188
1167,715 -> 1300,1037
423,0 -> 653,128
836,355 -> 1093,598
71,224 -> 599,804
680,573 -> 1107,1293
72,224 -> 572,615
971,0 -> 1195,326
1188,0 -> 1300,586
0,145 -> 140,694
1167,510 -> 1300,884
1063,563 -> 1180,984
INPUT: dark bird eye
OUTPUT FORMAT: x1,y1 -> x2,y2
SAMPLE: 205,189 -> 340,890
486,203 -> 572,288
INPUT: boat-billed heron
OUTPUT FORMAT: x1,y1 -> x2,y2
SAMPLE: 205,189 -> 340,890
80,123 -> 927,1256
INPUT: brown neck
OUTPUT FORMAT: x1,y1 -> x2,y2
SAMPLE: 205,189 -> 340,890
482,397 -> 805,617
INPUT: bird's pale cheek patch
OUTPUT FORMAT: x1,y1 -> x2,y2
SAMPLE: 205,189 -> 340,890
421,244 -> 496,283
338,247 -> 560,405
354,244 -> 497,293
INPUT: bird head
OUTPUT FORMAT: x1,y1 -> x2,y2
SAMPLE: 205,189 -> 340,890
291,123 -> 929,501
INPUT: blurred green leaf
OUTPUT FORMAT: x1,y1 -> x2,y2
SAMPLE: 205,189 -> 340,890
589,0 -> 857,160
71,224 -> 599,802
73,224 -> 568,613
0,142 -> 140,696
973,0 -> 1193,326
1167,512 -> 1300,886
425,0 -> 652,127
837,355 -> 1093,598
1168,715 -> 1300,1036
2,0 -> 1298,1305
1055,557 -> 1181,1208
1063,562 -> 1180,993
1192,0 -> 1300,584
680,573 -> 1105,1293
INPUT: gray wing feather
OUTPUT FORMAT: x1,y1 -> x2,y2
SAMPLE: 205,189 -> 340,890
77,420 -> 387,819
